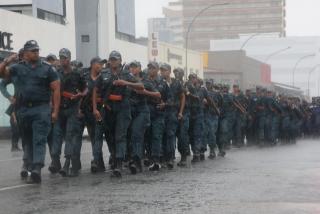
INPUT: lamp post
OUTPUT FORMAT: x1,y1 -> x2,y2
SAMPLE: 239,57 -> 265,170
239,33 -> 261,50
307,64 -> 320,97
264,46 -> 291,63
292,54 -> 315,86
185,2 -> 229,79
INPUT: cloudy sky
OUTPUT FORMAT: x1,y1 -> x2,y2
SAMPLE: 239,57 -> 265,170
135,0 -> 320,38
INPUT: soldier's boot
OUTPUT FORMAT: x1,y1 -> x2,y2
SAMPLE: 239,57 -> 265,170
149,157 -> 161,171
28,165 -> 42,184
200,153 -> 205,161
69,158 -> 80,177
110,158 -> 122,178
166,159 -> 174,170
59,158 -> 70,177
109,156 -> 116,170
143,158 -> 152,167
191,155 -> 200,163
218,150 -> 226,157
98,156 -> 106,172
135,157 -> 142,173
129,160 -> 137,175
91,157 -> 106,173
90,160 -> 99,174
11,144 -> 22,152
149,162 -> 161,171
208,149 -> 216,160
20,160 -> 29,179
48,158 -> 61,174
177,155 -> 187,167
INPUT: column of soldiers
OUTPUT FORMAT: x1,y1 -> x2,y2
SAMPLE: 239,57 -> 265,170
1,40 -> 320,184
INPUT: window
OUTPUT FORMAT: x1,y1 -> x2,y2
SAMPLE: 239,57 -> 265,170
81,35 -> 90,43
12,10 -> 22,14
37,8 -> 65,25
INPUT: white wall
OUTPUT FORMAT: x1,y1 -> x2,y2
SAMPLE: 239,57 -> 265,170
0,0 -> 32,5
0,0 -> 75,57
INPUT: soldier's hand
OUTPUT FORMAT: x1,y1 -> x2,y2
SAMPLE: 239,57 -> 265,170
51,111 -> 58,123
134,89 -> 145,95
93,109 -> 102,122
113,79 -> 128,86
178,113 -> 183,120
157,102 -> 166,110
9,96 -> 16,104
203,99 -> 208,105
4,54 -> 18,64
71,93 -> 82,100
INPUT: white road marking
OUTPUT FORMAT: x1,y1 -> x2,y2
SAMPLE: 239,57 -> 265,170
0,184 -> 33,192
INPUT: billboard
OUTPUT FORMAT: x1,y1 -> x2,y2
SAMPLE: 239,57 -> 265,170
115,0 -> 136,37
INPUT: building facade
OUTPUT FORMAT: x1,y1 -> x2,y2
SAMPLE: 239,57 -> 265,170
183,0 -> 286,51
75,0 -> 148,67
211,35 -> 320,97
203,50 -> 271,90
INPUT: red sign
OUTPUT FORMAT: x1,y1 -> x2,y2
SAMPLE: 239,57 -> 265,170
261,64 -> 271,84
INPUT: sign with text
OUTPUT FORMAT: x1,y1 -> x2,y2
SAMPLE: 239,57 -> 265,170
148,32 -> 159,61
0,31 -> 13,51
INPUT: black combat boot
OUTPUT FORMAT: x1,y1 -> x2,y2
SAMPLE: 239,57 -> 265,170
20,160 -> 29,179
98,157 -> 106,172
200,153 -> 205,161
11,144 -> 22,152
177,155 -> 187,167
129,160 -> 137,175
167,159 -> 174,169
59,158 -> 70,177
208,149 -> 216,160
218,151 -> 226,157
48,158 -> 61,174
28,164 -> 42,184
149,157 -> 161,171
69,158 -> 80,177
191,155 -> 200,163
111,158 -> 122,178
91,160 -> 98,173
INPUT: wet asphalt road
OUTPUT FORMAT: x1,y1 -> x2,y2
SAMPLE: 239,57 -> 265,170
0,139 -> 320,214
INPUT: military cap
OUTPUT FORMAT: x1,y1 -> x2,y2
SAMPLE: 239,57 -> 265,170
129,60 -> 141,68
109,50 -> 122,60
147,61 -> 159,69
90,57 -> 107,65
173,67 -> 184,74
159,63 -> 171,71
24,40 -> 39,51
59,48 -> 71,59
46,54 -> 57,61
188,73 -> 197,79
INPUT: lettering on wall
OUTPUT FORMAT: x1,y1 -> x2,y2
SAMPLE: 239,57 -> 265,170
0,31 -> 13,51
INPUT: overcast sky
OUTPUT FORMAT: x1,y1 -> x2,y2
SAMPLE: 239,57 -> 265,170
135,0 -> 320,38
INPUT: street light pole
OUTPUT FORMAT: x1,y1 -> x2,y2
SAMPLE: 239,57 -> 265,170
292,54 -> 315,87
240,33 -> 260,50
264,46 -> 291,63
185,2 -> 229,79
307,64 -> 320,97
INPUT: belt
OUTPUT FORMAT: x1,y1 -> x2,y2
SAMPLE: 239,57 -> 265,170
22,101 -> 48,108
62,91 -> 75,99
108,94 -> 123,102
